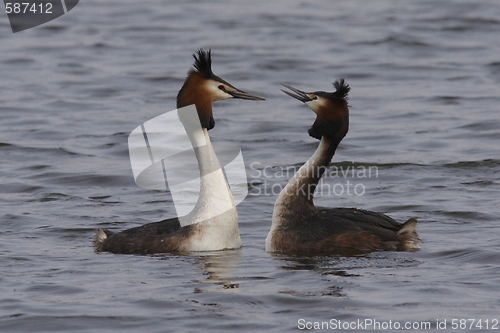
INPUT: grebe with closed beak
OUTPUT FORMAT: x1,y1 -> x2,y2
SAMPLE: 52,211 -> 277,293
94,49 -> 264,254
266,79 -> 420,254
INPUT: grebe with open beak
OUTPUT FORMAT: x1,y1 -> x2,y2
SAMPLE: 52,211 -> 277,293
266,80 -> 419,254
94,49 -> 264,254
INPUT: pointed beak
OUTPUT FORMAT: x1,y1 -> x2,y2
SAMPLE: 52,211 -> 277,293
227,88 -> 265,101
281,84 -> 312,103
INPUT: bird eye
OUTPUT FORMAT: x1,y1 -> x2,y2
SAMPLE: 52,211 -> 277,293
312,96 -> 318,100
218,85 -> 225,91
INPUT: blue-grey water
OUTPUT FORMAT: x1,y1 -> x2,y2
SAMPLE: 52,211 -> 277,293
1,1 -> 500,332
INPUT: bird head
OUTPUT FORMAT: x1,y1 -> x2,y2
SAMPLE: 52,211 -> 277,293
177,49 -> 264,130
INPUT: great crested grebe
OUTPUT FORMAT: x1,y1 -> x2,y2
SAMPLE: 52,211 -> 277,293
94,49 -> 264,254
266,79 -> 420,254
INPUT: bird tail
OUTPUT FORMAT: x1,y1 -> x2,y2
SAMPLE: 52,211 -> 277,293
397,218 -> 420,251
93,228 -> 112,252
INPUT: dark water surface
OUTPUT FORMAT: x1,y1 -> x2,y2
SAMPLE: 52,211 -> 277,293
1,1 -> 500,332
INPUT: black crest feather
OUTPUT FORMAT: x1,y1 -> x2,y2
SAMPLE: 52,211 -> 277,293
332,79 -> 350,100
192,49 -> 213,78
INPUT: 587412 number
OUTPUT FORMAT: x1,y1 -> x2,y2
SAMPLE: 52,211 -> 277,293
451,319 -> 499,330
5,2 -> 53,14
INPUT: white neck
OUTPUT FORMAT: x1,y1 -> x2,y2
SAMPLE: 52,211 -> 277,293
275,138 -> 335,208
266,138 -> 337,251
180,127 -> 241,251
